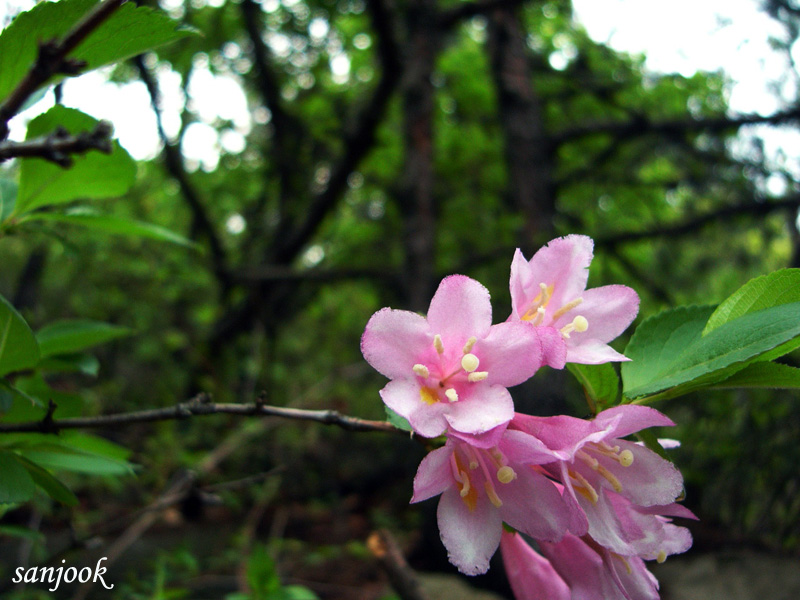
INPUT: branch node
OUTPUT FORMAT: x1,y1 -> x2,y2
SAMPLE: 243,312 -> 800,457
39,399 -> 60,434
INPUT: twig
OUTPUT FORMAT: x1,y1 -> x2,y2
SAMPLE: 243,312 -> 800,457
0,398 -> 401,435
0,121 -> 113,166
367,529 -> 430,600
0,0 -> 127,140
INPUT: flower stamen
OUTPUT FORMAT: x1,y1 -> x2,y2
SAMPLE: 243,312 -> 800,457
551,297 -> 584,322
560,315 -> 588,338
412,364 -> 430,378
445,388 -> 459,403
462,336 -> 477,354
433,334 -> 444,355
468,371 -> 489,382
461,353 -> 480,372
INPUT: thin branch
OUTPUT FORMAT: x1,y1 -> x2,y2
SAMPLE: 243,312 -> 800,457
596,196 -> 800,249
367,529 -> 430,600
134,55 -> 230,284
0,121 -> 113,165
0,396 -> 401,435
234,265 -> 401,285
274,0 -> 403,263
553,107 -> 800,147
0,0 -> 127,140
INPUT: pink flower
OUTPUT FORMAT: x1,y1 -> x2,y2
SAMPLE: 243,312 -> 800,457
509,235 -> 639,366
537,533 -> 661,600
511,405 -> 685,542
500,530 -> 570,600
411,431 -> 570,575
361,275 -> 542,438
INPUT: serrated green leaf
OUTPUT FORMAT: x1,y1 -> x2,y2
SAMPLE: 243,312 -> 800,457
16,455 -> 78,506
15,106 -> 136,213
0,0 -> 194,102
710,361 -> 800,390
24,209 -> 200,249
704,269 -> 800,335
36,319 -> 131,358
384,406 -> 412,432
0,292 -> 40,377
624,302 -> 800,399
567,362 -> 620,412
622,305 -> 714,397
0,451 -> 36,503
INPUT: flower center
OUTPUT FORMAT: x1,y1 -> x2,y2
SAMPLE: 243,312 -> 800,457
450,445 -> 518,511
570,442 -> 635,501
413,335 -> 490,404
520,282 -> 588,338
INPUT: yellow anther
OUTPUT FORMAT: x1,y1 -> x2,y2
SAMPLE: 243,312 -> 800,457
484,481 -> 503,508
619,449 -> 634,467
462,336 -> 477,354
656,550 -> 667,564
560,315 -> 588,338
469,461 -> 479,470
433,334 -> 444,354
572,315 -> 588,332
461,353 -> 480,372
445,388 -> 459,403
412,364 -> 430,378
467,371 -> 489,382
497,466 -> 517,484
551,297 -> 584,322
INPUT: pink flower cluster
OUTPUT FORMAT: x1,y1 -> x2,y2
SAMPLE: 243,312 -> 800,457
361,235 -> 694,599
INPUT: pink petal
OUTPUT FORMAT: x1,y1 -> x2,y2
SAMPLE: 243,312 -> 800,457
380,380 -> 449,438
477,321 -> 542,386
567,284 -> 639,343
524,235 -> 594,315
500,429 -> 564,465
509,249 -> 534,319
448,424 -> 507,449
608,440 -> 684,507
361,308 -> 432,379
411,445 -> 453,503
445,384 -> 514,436
511,413 -> 605,458
498,468 -> 570,542
594,405 -> 675,438
500,531 -> 570,600
427,275 -> 492,346
537,326 -> 568,369
565,339 -> 630,364
437,487 -> 503,575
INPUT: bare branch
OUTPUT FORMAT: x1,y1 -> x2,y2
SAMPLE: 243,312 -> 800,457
0,396 -> 401,435
0,0 -> 127,140
134,55 -> 230,284
553,107 -> 800,147
368,529 -> 430,600
0,121 -> 113,165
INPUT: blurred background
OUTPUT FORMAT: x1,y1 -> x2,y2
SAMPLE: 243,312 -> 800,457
1,0 -> 800,598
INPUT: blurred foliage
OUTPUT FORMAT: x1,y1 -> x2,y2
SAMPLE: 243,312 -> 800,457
1,0 -> 800,596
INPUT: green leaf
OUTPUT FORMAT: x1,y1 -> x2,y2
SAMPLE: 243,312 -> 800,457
24,209 -> 200,249
0,292 -> 40,377
246,545 -> 281,596
37,354 -> 100,377
0,451 -> 36,503
16,456 -> 79,506
623,302 -> 800,399
0,524 -> 45,542
0,0 -> 194,101
622,305 -> 714,398
634,429 -> 670,461
703,269 -> 800,334
15,106 -> 136,214
384,406 -> 412,432
567,363 -> 620,412
17,445 -> 134,476
0,177 -> 16,224
36,319 -> 132,358
710,361 -> 800,390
